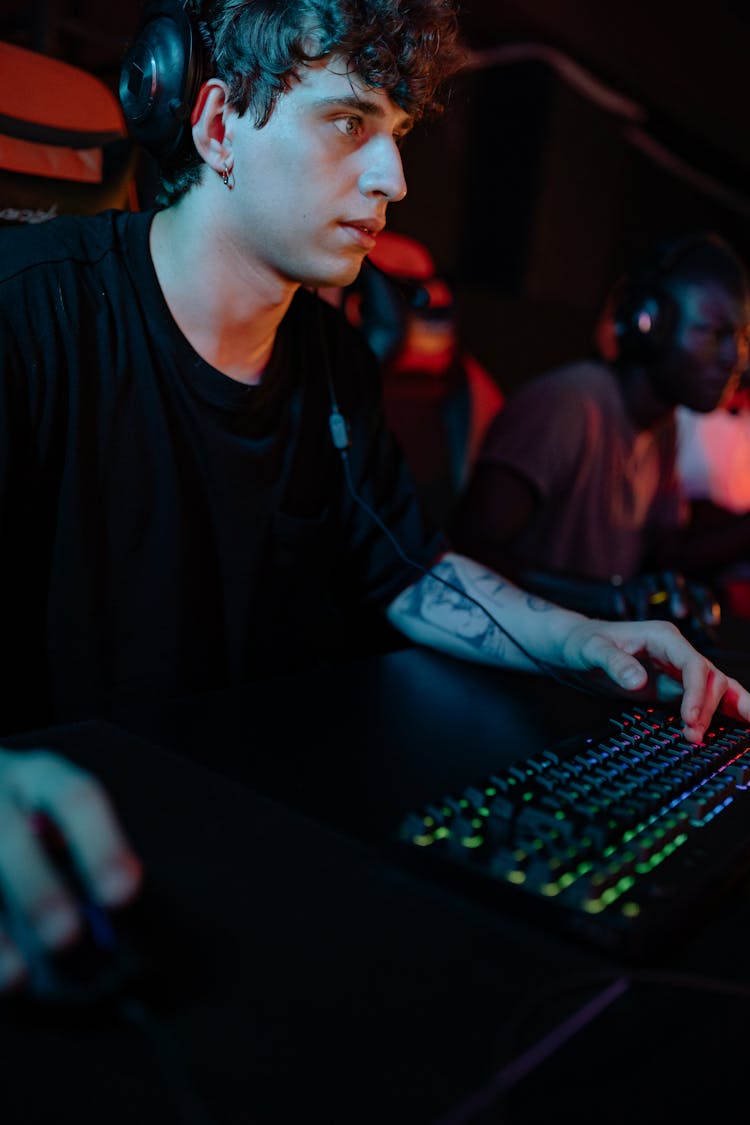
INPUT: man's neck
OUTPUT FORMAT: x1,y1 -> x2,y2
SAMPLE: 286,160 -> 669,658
616,361 -> 675,431
149,198 -> 298,385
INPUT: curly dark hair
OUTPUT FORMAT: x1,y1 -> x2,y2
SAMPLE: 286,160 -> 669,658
157,0 -> 467,204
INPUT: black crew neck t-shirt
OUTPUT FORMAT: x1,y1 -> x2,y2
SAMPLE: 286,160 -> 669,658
0,209 -> 442,731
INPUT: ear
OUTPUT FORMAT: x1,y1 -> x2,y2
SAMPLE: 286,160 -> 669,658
191,79 -> 235,175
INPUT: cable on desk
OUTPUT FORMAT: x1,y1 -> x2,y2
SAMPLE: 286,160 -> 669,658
432,974 -> 630,1125
117,994 -> 218,1125
433,966 -> 750,1125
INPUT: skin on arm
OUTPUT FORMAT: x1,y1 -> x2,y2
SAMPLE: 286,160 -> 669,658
0,750 -> 142,990
385,551 -> 750,743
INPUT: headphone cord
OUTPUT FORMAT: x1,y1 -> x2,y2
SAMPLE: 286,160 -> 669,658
335,444 -> 612,699
316,289 -> 617,702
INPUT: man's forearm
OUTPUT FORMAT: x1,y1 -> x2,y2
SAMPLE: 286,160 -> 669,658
385,551 -> 590,672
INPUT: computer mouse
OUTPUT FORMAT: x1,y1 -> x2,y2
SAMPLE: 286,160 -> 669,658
6,896 -> 145,1011
1,868 -> 150,1013
2,816 -> 146,1013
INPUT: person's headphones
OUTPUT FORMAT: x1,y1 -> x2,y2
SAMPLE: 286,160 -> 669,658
610,232 -> 727,364
119,0 -> 208,160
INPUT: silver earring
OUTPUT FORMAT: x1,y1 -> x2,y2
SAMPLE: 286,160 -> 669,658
221,162 -> 235,190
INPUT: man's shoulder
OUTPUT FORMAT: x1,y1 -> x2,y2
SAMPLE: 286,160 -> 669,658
536,357 -> 613,390
0,209 -> 144,286
504,358 -> 613,409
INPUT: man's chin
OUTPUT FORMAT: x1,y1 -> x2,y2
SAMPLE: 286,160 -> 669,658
314,256 -> 366,291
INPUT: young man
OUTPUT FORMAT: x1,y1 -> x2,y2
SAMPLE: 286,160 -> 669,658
450,232 -> 750,590
0,1 -> 748,991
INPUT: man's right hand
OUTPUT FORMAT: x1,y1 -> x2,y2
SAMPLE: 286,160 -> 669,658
0,748 -> 142,991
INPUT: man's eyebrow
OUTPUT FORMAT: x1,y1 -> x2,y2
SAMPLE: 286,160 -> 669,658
310,93 -> 414,131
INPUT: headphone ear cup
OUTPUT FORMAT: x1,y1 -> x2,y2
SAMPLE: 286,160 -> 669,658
613,284 -> 679,363
119,0 -> 202,161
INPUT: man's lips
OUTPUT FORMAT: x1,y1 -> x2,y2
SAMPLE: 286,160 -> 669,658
340,219 -> 385,250
345,219 -> 386,236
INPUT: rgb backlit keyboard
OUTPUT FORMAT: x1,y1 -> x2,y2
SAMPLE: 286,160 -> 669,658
398,707 -> 750,959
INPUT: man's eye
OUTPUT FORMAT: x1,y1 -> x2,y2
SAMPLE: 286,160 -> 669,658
333,116 -> 361,137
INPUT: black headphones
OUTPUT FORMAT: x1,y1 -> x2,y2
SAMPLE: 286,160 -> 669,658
611,232 -> 725,364
119,0 -> 207,160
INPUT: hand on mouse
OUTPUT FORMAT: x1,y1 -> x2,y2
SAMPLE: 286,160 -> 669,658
0,748 -> 143,992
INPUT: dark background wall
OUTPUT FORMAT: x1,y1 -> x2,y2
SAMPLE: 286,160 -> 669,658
4,0 -> 747,391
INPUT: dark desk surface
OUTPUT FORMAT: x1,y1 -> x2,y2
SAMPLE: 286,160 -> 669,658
4,644 -> 750,1124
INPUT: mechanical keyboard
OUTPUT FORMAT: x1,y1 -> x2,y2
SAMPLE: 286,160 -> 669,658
397,706 -> 750,960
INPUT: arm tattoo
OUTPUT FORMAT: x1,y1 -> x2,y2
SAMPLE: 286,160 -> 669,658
397,558 -> 512,658
470,568 -> 554,615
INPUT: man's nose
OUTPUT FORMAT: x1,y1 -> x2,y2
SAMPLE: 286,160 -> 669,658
359,136 -> 407,202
